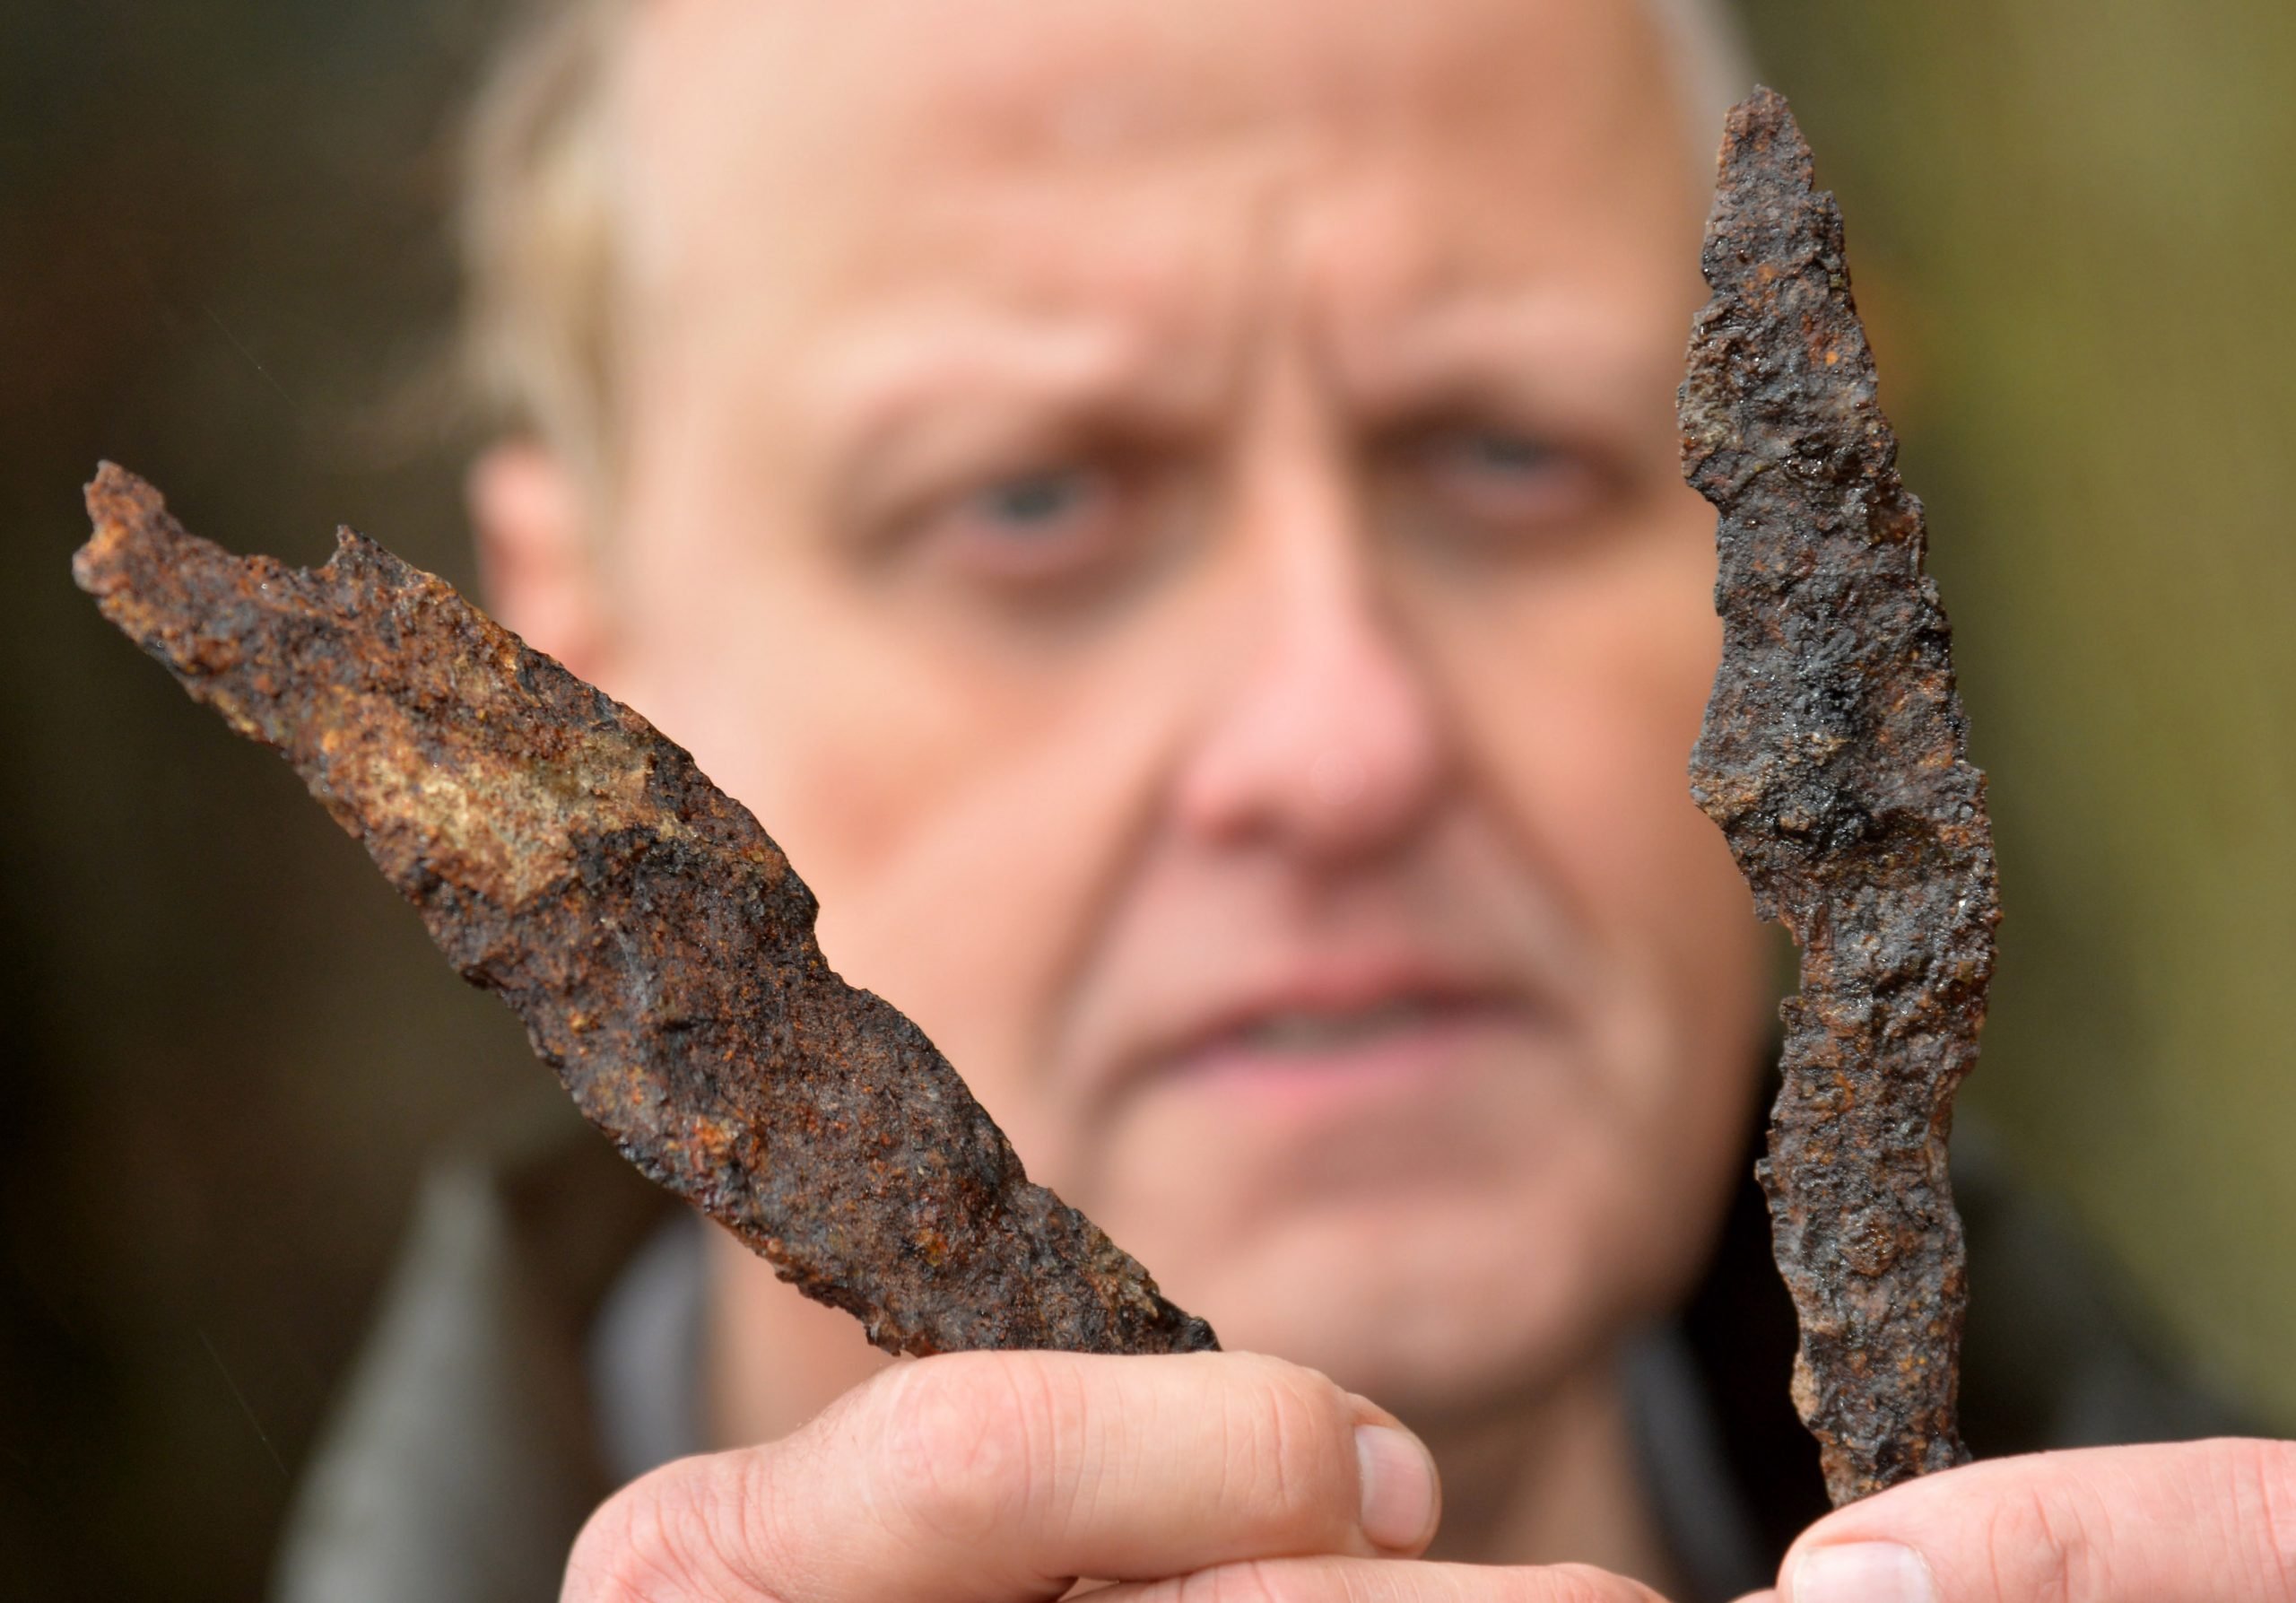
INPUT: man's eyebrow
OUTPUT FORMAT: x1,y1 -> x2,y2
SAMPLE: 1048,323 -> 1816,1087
1335,291 -> 1677,440
816,313 -> 1225,457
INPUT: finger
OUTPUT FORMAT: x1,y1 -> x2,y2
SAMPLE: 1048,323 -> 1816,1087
1098,1555 -> 1670,1603
562,1349 -> 1441,1603
1775,1439 -> 2296,1603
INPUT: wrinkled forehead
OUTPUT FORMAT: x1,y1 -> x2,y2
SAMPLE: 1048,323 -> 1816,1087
612,0 -> 1700,339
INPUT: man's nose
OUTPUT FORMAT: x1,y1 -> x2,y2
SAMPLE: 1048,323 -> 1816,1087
1173,468 -> 1451,864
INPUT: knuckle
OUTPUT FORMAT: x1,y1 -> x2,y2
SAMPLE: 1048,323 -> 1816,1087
1521,1563 -> 1666,1603
1170,1558 -> 1303,1603
870,1353 -> 1051,1543
562,1461 -> 748,1603
1215,1357 -> 1353,1528
1981,1477 -> 2103,1603
2221,1438 -> 2296,1601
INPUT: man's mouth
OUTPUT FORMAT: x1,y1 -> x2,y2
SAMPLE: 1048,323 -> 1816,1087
1074,931 -> 1572,1124
1151,981 -> 1537,1110
1222,995 -> 1459,1055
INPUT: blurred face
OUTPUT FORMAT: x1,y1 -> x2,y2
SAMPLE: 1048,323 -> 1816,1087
532,0 -> 1770,1410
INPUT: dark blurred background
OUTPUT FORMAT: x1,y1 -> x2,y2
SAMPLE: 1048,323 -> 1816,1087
3,3 -> 2290,1599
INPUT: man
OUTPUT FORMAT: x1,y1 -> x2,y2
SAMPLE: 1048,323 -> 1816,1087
274,1 -> 2292,1599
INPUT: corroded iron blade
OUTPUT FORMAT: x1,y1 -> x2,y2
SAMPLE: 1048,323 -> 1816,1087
1681,87 -> 2000,1505
74,464 -> 1215,1359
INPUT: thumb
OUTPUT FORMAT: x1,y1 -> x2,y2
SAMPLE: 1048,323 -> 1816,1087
1773,1440 -> 2296,1603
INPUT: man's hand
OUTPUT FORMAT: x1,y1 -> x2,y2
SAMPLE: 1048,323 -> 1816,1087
561,1350 -> 1668,1603
1741,1440 -> 2296,1603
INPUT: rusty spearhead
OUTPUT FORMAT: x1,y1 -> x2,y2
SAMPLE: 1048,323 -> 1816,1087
1681,87 -> 2001,1506
74,463 -> 1216,1359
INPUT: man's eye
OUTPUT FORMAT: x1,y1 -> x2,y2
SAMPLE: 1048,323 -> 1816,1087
914,462 -> 1131,586
1454,428 -> 1556,476
970,468 -> 1093,533
1408,423 -> 1603,536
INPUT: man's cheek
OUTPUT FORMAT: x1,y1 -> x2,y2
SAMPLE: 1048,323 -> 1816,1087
789,701 -> 1193,1174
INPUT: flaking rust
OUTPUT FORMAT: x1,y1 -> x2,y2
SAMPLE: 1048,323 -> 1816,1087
1681,88 -> 1999,1506
74,465 -> 1215,1359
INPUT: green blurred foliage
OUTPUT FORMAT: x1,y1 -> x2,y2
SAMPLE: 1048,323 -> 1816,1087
1739,0 -> 2296,1420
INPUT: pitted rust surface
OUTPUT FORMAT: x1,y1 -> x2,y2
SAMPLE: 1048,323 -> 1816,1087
74,464 -> 1215,1359
1680,89 -> 1999,1506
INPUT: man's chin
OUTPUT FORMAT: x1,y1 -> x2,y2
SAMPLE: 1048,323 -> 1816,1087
1066,1041 -> 1660,1405
1142,1192 -> 1615,1413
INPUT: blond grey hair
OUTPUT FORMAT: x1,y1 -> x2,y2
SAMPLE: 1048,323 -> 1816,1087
457,0 -> 624,493
457,0 -> 1752,487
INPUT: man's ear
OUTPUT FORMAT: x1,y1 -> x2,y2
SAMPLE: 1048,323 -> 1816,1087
468,440 -> 612,682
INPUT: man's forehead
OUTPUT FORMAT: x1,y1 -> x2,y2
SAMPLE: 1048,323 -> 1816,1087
624,0 -> 1660,141
613,0 -> 1692,301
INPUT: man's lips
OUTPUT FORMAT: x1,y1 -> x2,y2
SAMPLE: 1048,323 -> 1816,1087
1111,961 -> 1544,1107
1178,998 -> 1535,1115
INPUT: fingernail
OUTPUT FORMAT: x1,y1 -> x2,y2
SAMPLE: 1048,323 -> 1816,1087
1353,1424 -> 1439,1552
1790,1542 -> 1937,1603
